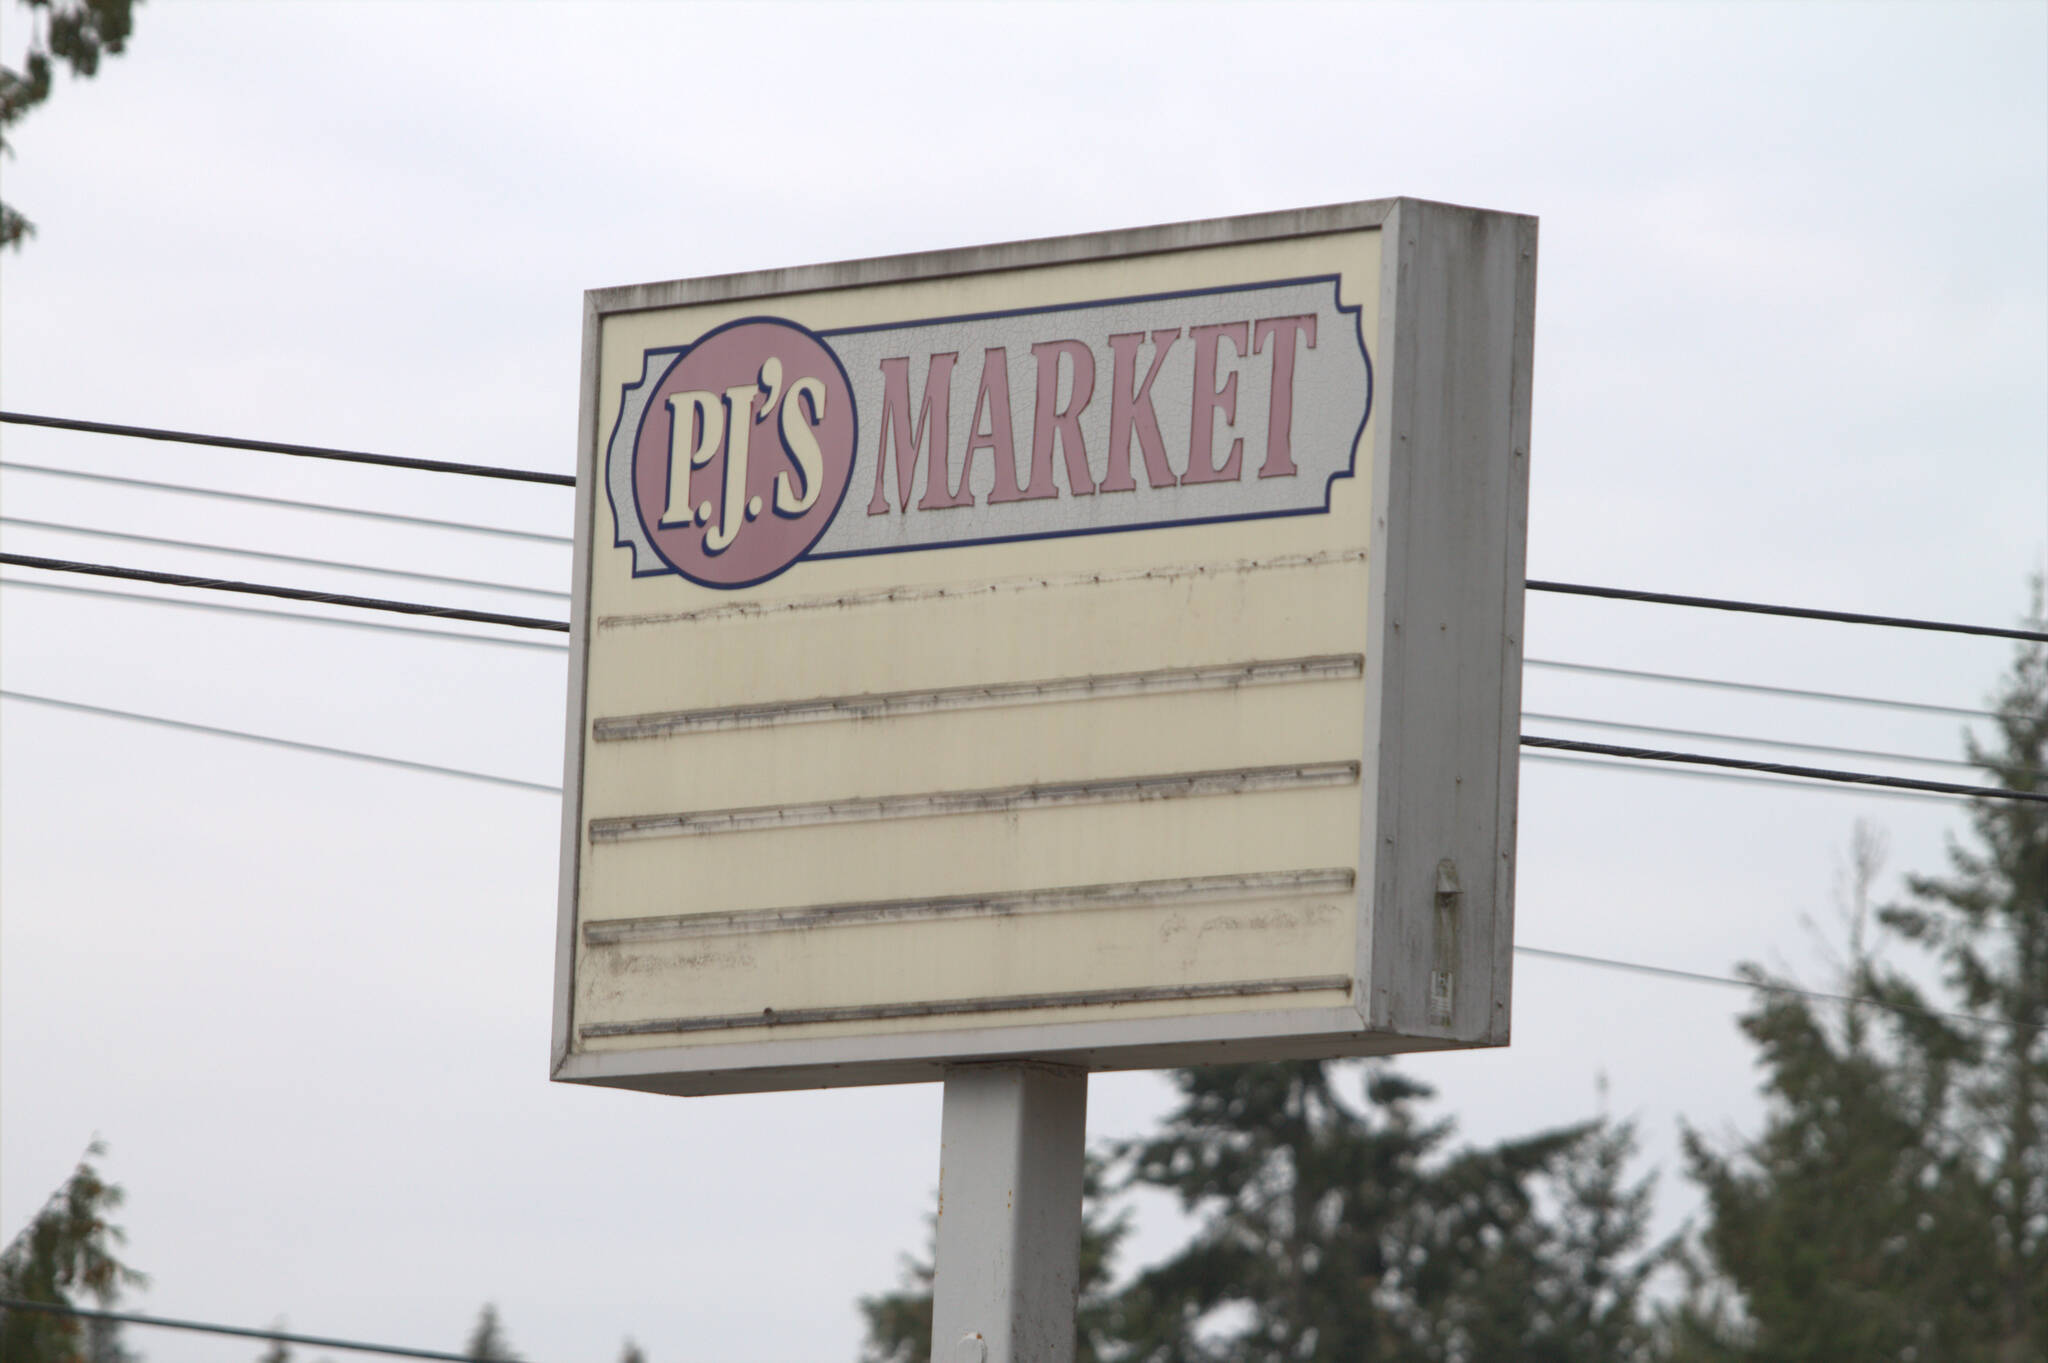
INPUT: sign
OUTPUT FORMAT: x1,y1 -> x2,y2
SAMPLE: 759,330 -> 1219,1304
553,198 -> 1536,1095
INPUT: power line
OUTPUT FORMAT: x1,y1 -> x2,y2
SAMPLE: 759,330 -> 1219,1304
1522,750 -> 1964,804
7,411 -> 2040,646
0,1297 -> 504,1363
1,554 -> 570,632
1513,946 -> 1996,1029
0,515 -> 570,602
9,679 -> 2021,810
1521,734 -> 2043,803
0,682 -> 1974,805
0,577 -> 571,653
0,693 -> 2008,1033
1527,579 -> 2048,644
0,531 -> 2006,726
1,690 -> 561,793
0,410 -> 576,488
7,417 -> 2040,646
1526,657 -> 1999,720
0,461 -> 574,545
1,572 -> 2014,791
1522,710 -> 2037,779
0,685 -> 2007,1033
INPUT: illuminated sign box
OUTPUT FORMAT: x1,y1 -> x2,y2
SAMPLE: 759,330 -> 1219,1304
553,198 -> 1535,1095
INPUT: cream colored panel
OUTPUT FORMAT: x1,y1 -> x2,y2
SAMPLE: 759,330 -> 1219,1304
559,218 -> 1436,1080
575,982 -> 1360,1053
576,890 -> 1353,1029
582,677 -> 1365,819
586,551 -> 1369,716
579,782 -> 1362,923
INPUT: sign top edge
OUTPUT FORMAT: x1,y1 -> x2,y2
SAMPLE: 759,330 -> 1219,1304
585,196 -> 1532,317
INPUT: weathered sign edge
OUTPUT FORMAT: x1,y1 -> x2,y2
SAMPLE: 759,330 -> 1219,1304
581,197 -> 1475,319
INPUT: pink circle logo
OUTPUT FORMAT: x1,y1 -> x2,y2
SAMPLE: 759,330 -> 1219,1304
631,319 -> 858,588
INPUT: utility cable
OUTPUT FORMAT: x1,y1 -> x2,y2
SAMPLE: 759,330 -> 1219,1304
0,690 -> 2006,1034
12,675 -> 2031,802
0,701 -> 2008,1034
0,1297 -> 511,1363
1527,579 -> 2048,644
0,535 -> 2010,723
6,416 -> 2041,643
1513,946 -> 1996,1029
0,410 -> 575,487
0,515 -> 569,602
9,683 -> 2025,809
0,461 -> 574,545
0,577 -> 571,653
1526,657 -> 1999,720
1,691 -> 560,793
5,573 -> 2021,797
0,554 -> 570,632
1521,734 -> 2044,803
1522,710 -> 2040,780
1522,751 -> 1963,804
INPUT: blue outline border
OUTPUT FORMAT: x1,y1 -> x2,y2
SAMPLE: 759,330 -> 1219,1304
606,275 -> 1369,588
616,315 -> 861,590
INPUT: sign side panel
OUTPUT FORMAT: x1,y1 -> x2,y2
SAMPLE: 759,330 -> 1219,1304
552,294 -> 604,1075
1490,213 -> 1538,1045
1366,201 -> 1533,1042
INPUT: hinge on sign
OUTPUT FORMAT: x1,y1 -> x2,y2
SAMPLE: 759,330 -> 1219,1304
1429,858 -> 1462,1026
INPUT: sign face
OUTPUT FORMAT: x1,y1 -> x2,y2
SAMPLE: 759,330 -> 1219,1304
554,199 -> 1536,1095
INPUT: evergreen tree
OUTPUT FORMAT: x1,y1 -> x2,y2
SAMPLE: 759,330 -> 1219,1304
1674,958 -> 1990,1359
1676,616 -> 2048,1361
1424,1115 -> 1665,1363
463,1304 -> 519,1362
0,0 -> 143,247
1877,625 -> 2048,1361
856,1063 -> 1665,1362
0,1141 -> 147,1363
1111,1061 -> 1662,1363
82,1311 -> 138,1363
617,1339 -> 646,1363
254,1323 -> 292,1363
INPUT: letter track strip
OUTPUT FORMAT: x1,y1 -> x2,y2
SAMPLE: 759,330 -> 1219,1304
578,975 -> 1356,1039
593,655 -> 1363,741
595,547 -> 1369,630
582,867 -> 1359,945
586,760 -> 1361,844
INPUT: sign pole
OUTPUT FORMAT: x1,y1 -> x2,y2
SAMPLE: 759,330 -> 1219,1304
929,1063 -> 1089,1363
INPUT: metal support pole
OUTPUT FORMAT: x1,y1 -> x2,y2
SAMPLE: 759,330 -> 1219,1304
929,1062 -> 1089,1363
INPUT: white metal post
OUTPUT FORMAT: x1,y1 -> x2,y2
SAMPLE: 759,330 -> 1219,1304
929,1063 -> 1089,1363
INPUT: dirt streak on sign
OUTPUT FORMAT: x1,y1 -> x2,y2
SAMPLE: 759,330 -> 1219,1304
555,199 -> 1536,1096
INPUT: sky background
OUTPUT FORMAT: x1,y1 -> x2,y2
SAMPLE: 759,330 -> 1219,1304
3,2 -> 2044,1359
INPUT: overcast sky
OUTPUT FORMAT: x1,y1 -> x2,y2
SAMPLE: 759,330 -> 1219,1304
3,2 -> 2044,1360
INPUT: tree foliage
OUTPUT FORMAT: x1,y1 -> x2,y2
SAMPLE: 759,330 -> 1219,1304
0,1140 -> 146,1363
1677,620 -> 2048,1362
0,0 -> 142,247
255,1326 -> 292,1363
1110,1062 -> 1663,1363
463,1304 -> 520,1362
857,1064 -> 1664,1363
1882,629 -> 2048,1360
